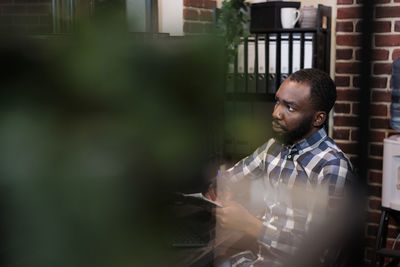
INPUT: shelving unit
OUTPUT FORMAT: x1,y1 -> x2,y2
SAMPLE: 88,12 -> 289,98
223,4 -> 331,161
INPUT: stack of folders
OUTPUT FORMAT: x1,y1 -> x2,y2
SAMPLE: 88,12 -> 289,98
226,33 -> 314,94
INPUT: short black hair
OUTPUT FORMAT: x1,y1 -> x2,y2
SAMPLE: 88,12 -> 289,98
289,68 -> 336,114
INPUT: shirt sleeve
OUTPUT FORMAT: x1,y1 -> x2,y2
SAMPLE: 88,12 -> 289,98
257,155 -> 354,257
222,139 -> 275,184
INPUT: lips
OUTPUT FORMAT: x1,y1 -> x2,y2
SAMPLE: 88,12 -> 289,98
272,120 -> 286,132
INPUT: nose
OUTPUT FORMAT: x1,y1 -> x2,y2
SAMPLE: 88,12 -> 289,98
272,103 -> 282,120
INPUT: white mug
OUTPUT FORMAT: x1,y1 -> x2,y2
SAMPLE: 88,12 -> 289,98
281,8 -> 301,29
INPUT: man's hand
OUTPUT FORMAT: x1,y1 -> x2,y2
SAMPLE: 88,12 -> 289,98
216,200 -> 263,239
205,186 -> 217,201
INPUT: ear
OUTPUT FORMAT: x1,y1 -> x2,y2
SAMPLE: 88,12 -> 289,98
313,111 -> 327,127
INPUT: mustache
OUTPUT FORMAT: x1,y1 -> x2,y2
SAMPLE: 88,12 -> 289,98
272,119 -> 288,130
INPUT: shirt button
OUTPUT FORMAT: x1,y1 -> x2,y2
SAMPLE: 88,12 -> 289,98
288,155 -> 292,159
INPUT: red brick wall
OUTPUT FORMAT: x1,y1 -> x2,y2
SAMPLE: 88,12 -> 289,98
0,0 -> 52,34
335,0 -> 400,263
183,0 -> 216,34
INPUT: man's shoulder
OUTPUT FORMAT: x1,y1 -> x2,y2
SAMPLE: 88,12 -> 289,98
315,136 -> 354,170
298,135 -> 352,165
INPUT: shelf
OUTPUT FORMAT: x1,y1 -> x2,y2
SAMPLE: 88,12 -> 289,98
250,28 -> 322,34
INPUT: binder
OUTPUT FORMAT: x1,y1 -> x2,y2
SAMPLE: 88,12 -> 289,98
237,41 -> 245,92
257,38 -> 267,93
280,33 -> 289,84
292,33 -> 301,72
304,33 -> 313,68
247,38 -> 256,93
268,34 -> 277,94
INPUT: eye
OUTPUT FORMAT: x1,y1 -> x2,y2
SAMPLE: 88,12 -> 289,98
287,106 -> 295,112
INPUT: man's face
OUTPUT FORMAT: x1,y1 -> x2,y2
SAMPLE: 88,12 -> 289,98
272,79 -> 316,145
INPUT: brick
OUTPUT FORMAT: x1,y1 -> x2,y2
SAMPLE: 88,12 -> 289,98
372,90 -> 391,102
369,158 -> 383,171
183,21 -> 204,33
367,224 -> 378,236
335,76 -> 350,87
395,21 -> 400,32
376,6 -> 400,18
336,49 -> 353,60
368,184 -> 382,197
393,49 -> 400,60
370,130 -> 386,142
336,62 -> 361,74
370,103 -> 388,116
337,0 -> 353,3
200,10 -> 213,21
352,102 -> 359,115
337,7 -> 362,19
336,21 -> 353,32
336,141 -> 358,154
373,63 -> 392,75
353,76 -> 387,88
371,77 -> 388,88
184,0 -> 202,8
334,115 -> 359,126
336,34 -> 362,46
333,128 -> 350,140
369,170 -> 382,183
369,199 -> 381,210
370,118 -> 390,129
351,129 -> 358,140
203,0 -> 216,9
356,21 -> 391,33
334,103 -> 351,114
337,89 -> 359,101
374,21 -> 392,33
356,49 -> 389,61
183,8 -> 199,20
370,143 -> 383,156
358,0 -> 390,2
376,35 -> 400,47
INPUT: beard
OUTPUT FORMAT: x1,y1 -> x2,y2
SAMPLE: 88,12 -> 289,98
272,115 -> 314,145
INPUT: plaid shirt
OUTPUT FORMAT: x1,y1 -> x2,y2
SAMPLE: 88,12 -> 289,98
221,128 -> 354,266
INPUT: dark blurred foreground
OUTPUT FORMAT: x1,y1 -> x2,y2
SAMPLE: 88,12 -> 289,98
0,19 -> 225,266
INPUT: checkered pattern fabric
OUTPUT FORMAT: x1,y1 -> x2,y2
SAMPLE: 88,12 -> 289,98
221,128 -> 354,266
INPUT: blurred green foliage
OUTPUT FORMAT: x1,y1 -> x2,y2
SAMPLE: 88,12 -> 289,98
217,0 -> 250,64
0,13 -> 225,267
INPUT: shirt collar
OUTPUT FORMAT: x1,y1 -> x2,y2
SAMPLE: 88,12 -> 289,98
294,127 -> 327,152
281,127 -> 327,152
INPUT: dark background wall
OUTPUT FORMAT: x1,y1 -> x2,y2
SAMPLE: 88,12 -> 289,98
335,0 -> 400,263
0,0 -> 53,34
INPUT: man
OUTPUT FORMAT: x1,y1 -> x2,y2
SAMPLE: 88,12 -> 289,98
211,68 -> 354,266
